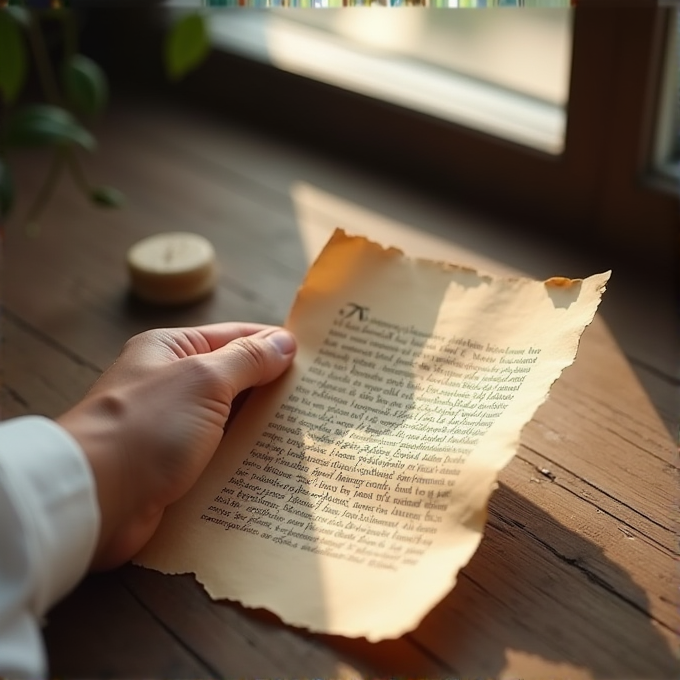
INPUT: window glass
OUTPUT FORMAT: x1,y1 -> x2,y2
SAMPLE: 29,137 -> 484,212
654,9 -> 679,180
288,7 -> 571,106
208,7 -> 573,153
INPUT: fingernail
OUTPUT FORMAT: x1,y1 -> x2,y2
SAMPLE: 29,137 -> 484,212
267,329 -> 297,356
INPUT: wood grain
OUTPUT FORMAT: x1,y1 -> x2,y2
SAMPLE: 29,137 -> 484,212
43,570 -> 212,677
3,97 -> 677,679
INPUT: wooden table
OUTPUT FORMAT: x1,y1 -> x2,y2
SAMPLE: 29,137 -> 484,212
3,98 -> 678,678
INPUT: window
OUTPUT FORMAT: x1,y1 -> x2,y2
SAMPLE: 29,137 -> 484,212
209,8 -> 572,152
170,3 -> 679,268
653,9 -> 679,181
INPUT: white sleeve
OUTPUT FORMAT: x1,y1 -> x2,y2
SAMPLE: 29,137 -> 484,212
0,416 -> 100,679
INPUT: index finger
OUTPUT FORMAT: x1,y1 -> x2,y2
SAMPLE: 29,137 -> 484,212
186,322 -> 283,352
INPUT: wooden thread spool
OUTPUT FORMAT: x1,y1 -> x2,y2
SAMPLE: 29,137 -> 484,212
127,232 -> 218,305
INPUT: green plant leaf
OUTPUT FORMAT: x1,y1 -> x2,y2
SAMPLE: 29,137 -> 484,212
6,105 -> 96,151
164,12 -> 209,81
90,185 -> 125,208
62,54 -> 109,117
0,158 -> 15,219
6,6 -> 30,28
0,10 -> 28,104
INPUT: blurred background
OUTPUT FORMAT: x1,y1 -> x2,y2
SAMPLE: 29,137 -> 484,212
4,2 -> 679,267
2,2 -> 678,426
84,1 -> 678,268
2,5 -> 678,676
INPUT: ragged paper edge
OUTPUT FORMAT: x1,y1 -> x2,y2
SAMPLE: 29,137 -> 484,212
134,228 -> 611,641
291,228 -> 608,297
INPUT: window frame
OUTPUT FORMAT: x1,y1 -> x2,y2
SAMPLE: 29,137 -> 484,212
96,4 -> 678,271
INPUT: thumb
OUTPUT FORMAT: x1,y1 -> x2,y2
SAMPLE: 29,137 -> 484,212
212,327 -> 297,400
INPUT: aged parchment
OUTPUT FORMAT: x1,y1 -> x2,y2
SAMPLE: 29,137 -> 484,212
135,230 -> 610,640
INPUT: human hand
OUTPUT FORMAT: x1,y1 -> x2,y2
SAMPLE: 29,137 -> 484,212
57,323 -> 296,570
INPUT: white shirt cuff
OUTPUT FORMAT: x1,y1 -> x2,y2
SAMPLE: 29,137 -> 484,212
0,415 -> 100,615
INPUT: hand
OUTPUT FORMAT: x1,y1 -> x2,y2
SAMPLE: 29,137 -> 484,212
57,323 -> 297,570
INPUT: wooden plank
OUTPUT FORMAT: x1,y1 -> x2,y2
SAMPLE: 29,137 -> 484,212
277,180 -> 678,424
43,571 -> 211,677
0,386 -> 30,421
4,158 -> 301,370
2,312 -> 101,418
510,448 -> 677,628
523,322 -> 677,534
9,100 -> 678,385
6,141 -> 305,294
627,363 -> 678,436
116,100 -> 678,387
321,633 -> 453,678
4,98 -> 677,679
8,125 -> 311,285
411,505 -> 679,679
123,566 -> 436,679
122,567 -> 358,679
108,103 -> 575,277
3,173 -> 446,677
405,324 -> 678,677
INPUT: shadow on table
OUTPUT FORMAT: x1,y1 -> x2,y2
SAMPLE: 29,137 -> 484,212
320,483 -> 679,679
44,484 -> 677,678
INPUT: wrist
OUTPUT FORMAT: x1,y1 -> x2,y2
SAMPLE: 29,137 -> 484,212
57,392 -> 130,568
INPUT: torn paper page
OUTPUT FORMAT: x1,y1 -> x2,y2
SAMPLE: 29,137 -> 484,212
135,229 -> 609,641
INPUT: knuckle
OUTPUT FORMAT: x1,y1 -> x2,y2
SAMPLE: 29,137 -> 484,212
124,328 -> 169,349
186,356 -> 224,389
230,336 -> 269,374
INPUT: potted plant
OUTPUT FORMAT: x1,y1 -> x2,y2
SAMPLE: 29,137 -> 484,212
0,3 -> 210,232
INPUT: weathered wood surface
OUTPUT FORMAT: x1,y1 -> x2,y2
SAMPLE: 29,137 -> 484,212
2,98 -> 677,678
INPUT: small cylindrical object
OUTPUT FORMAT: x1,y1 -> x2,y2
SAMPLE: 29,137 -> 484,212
127,232 -> 218,305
